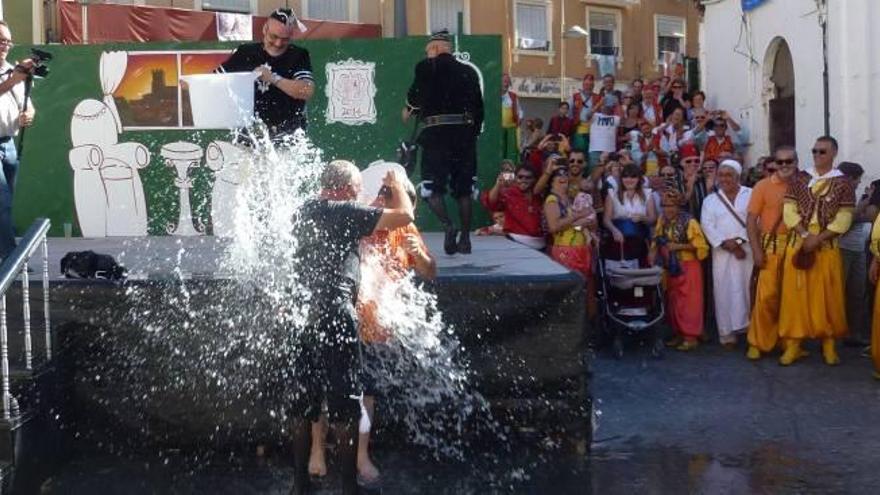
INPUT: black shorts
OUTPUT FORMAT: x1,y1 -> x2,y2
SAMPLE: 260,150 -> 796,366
288,312 -> 363,423
419,126 -> 478,198
360,342 -> 394,397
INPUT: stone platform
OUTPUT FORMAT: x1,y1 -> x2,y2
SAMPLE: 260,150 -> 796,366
29,234 -> 572,283
25,235 -> 590,452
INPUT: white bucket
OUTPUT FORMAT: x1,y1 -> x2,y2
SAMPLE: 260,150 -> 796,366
180,72 -> 257,129
359,161 -> 409,205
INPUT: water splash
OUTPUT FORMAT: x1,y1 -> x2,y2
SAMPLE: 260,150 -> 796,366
67,123 -> 502,467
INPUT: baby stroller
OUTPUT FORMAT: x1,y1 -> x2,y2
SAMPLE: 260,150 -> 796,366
596,232 -> 666,359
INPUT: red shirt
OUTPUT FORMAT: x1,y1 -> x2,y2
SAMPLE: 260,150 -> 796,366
481,186 -> 544,237
547,116 -> 575,137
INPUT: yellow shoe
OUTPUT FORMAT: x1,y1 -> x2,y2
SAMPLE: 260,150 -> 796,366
676,340 -> 698,352
822,339 -> 840,366
779,341 -> 805,366
746,346 -> 761,361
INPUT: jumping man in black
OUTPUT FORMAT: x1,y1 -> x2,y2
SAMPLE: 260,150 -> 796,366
403,29 -> 484,255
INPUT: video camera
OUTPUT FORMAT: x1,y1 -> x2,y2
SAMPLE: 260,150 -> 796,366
28,48 -> 52,78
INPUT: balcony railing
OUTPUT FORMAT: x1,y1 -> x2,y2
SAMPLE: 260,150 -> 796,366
0,219 -> 51,419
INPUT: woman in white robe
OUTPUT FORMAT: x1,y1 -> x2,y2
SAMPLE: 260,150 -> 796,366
700,160 -> 754,346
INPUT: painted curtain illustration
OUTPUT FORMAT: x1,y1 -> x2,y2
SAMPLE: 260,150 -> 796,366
69,50 -> 243,237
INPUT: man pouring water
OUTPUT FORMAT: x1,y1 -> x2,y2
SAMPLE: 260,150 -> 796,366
215,8 -> 314,138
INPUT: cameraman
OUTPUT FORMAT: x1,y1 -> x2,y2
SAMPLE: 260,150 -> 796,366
0,21 -> 36,260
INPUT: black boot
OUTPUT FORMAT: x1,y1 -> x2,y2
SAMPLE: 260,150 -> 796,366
444,226 -> 459,255
457,231 -> 471,254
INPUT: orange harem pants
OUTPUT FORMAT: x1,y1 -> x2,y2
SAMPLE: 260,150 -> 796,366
666,259 -> 703,339
748,247 -> 783,353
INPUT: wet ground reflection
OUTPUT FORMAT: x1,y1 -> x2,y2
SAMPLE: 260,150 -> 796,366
37,345 -> 880,494
39,440 -> 852,494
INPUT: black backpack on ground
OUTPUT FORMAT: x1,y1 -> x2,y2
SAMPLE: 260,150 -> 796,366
60,251 -> 127,281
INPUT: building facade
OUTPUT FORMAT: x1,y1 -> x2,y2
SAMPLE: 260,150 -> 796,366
5,1 -> 701,127
404,0 -> 702,120
701,0 -> 879,181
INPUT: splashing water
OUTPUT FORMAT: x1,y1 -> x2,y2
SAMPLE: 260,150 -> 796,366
70,123 -> 504,467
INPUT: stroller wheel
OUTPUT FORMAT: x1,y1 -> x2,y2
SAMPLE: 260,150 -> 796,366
651,337 -> 665,359
612,336 -> 624,360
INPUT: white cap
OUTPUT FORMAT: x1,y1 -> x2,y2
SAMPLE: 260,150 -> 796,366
719,159 -> 742,176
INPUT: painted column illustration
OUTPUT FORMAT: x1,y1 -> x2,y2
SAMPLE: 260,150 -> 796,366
205,140 -> 247,237
161,141 -> 204,236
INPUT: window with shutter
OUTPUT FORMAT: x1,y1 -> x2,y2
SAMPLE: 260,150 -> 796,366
589,11 -> 618,56
429,0 -> 465,34
656,15 -> 685,61
201,0 -> 251,14
306,0 -> 351,22
515,1 -> 550,51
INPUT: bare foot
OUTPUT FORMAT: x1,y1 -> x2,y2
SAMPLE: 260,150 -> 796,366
357,455 -> 381,483
308,448 -> 327,478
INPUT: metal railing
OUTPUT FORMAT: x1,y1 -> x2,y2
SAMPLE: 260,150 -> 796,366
0,219 -> 51,420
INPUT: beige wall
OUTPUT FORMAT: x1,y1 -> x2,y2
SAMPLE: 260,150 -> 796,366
406,0 -> 700,83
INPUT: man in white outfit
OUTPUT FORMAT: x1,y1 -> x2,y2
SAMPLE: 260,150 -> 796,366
700,160 -> 753,347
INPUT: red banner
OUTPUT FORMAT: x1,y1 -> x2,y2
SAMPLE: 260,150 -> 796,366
58,1 -> 381,45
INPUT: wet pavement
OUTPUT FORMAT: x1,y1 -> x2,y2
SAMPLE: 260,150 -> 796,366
37,342 -> 880,494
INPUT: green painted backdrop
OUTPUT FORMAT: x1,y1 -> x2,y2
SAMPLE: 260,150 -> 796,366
11,36 -> 501,236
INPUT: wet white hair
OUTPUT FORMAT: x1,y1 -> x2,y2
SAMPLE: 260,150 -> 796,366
321,160 -> 360,190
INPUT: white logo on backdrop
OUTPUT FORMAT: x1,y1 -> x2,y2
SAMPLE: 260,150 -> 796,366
325,58 -> 377,125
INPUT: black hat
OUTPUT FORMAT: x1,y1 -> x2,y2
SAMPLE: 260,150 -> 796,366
430,29 -> 452,43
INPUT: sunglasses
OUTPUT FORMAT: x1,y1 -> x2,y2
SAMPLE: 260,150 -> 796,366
775,158 -> 796,165
516,174 -> 534,180
765,167 -> 778,174
684,159 -> 701,164
569,158 -> 585,164
672,85 -> 684,89
811,148 -> 829,155
660,172 -> 676,177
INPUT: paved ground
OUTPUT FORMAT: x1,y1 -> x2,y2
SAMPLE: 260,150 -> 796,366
36,341 -> 880,494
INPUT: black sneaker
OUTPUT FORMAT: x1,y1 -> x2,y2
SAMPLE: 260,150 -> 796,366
457,232 -> 472,254
444,228 -> 458,255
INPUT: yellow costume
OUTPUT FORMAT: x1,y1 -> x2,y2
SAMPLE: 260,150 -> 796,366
870,217 -> 880,378
747,176 -> 789,357
778,171 -> 854,365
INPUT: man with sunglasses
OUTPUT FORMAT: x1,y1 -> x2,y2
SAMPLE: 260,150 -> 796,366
694,111 -> 748,163
216,8 -> 314,138
745,146 -> 797,360
778,136 -> 855,366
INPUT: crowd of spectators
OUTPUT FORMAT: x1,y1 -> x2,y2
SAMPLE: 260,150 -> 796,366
490,72 -> 880,379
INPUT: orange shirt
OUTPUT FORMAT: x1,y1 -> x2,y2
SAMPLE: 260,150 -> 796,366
747,175 -> 788,234
358,224 -> 427,343
703,135 -> 735,162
